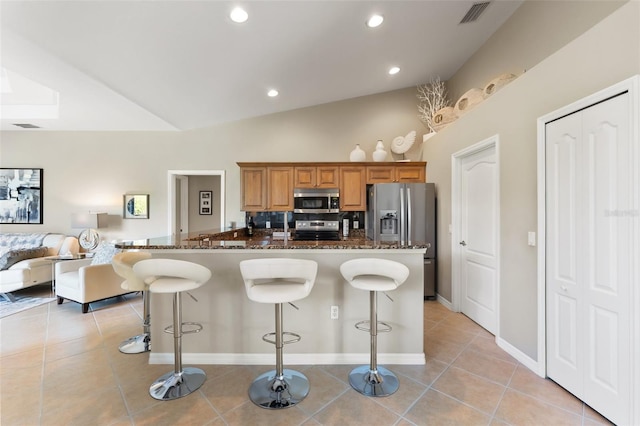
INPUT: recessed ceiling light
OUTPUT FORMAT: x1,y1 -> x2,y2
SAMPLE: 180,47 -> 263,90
267,89 -> 279,97
366,14 -> 384,28
230,7 -> 248,23
388,66 -> 400,75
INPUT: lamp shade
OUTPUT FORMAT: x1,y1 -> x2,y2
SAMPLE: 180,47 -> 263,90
71,212 -> 108,229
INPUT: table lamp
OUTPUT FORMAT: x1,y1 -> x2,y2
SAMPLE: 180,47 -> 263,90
71,212 -> 108,250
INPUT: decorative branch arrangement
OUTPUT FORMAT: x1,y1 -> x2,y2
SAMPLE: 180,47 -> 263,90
416,76 -> 450,133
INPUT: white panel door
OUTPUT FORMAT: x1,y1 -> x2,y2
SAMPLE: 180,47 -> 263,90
581,95 -> 631,424
545,112 -> 583,397
460,146 -> 498,334
546,93 -> 631,426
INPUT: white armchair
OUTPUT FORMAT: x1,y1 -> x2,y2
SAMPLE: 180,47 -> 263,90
55,258 -> 132,313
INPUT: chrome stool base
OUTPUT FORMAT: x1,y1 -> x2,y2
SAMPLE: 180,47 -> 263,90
118,333 -> 150,354
149,367 -> 206,401
249,369 -> 310,409
349,365 -> 399,397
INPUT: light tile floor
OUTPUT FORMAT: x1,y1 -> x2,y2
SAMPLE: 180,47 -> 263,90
0,285 -> 613,426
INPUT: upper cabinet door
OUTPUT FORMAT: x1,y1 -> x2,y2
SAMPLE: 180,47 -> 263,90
294,167 -> 316,188
240,167 -> 267,211
367,164 -> 426,183
395,165 -> 426,182
316,166 -> 339,188
267,167 -> 294,211
339,166 -> 366,211
294,166 -> 339,188
366,165 -> 395,183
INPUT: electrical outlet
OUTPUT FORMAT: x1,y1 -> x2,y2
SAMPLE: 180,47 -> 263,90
266,220 -> 271,229
330,305 -> 339,319
233,232 -> 238,238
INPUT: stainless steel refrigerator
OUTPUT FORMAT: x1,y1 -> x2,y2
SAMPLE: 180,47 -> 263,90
365,182 -> 437,298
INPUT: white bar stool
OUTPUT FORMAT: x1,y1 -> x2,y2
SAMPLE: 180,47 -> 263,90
112,251 -> 153,354
133,258 -> 212,401
340,258 -> 409,397
239,258 -> 318,409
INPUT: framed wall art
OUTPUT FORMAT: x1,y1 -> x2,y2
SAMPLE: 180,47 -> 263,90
199,191 -> 212,215
0,168 -> 43,224
123,194 -> 149,219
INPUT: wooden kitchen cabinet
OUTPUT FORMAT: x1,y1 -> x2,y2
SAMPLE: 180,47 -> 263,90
339,166 -> 366,211
267,166 -> 294,210
239,165 -> 293,211
294,166 -> 339,188
395,164 -> 426,182
239,161 -> 425,212
366,163 -> 426,183
240,167 -> 267,211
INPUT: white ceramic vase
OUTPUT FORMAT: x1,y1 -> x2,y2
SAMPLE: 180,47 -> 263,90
372,140 -> 387,162
349,144 -> 366,162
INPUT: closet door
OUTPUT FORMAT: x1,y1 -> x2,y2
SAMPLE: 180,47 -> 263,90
546,93 -> 632,426
545,111 -> 583,398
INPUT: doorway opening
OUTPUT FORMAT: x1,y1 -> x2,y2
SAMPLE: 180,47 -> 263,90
167,170 -> 225,237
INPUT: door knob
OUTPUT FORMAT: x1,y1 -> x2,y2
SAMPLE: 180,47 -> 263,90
459,240 -> 467,246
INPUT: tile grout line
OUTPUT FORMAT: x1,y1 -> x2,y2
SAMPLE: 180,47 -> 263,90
38,297 -> 53,425
486,353 -> 519,424
94,297 -> 138,424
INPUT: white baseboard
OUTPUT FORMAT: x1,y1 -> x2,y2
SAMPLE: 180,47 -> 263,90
149,352 -> 426,366
436,294 -> 454,311
495,336 -> 543,377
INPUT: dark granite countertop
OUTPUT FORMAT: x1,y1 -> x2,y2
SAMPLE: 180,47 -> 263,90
115,228 -> 430,251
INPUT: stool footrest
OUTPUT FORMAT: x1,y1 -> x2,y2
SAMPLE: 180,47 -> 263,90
355,320 -> 392,333
262,331 -> 301,345
164,322 -> 203,335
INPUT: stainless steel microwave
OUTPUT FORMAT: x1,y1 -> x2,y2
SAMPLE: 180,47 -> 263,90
293,188 -> 340,213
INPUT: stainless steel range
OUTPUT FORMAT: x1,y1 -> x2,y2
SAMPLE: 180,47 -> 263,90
294,218 -> 340,241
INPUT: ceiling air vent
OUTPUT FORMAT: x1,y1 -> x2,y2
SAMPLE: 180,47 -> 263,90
12,123 -> 41,129
460,1 -> 491,24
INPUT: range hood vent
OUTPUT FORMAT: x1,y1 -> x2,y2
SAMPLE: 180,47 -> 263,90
460,1 -> 491,24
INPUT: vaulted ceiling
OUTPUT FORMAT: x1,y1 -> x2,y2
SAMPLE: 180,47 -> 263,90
1,1 -> 522,131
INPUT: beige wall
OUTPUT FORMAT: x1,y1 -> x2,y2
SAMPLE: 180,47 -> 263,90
0,87 -> 426,240
187,175 -> 221,232
446,0 -> 628,101
425,0 -> 639,359
1,0 -> 638,362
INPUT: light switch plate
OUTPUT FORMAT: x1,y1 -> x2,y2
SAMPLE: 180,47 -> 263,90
528,231 -> 536,246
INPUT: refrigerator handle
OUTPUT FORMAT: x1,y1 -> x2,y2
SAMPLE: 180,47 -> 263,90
400,186 -> 406,245
406,186 -> 412,246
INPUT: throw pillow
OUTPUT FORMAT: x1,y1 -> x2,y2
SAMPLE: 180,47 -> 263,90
90,242 -> 120,265
0,247 -> 49,270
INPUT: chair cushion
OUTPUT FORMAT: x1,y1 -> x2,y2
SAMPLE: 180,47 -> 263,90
0,247 -> 49,270
56,271 -> 81,289
90,242 -> 119,265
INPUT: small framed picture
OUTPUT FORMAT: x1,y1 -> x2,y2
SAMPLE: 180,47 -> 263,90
123,194 -> 149,219
199,191 -> 213,215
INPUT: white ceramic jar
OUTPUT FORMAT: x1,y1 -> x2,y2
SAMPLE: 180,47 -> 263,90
372,140 -> 387,162
349,144 -> 366,162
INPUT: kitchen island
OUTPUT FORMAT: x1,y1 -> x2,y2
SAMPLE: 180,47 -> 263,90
116,230 -> 427,366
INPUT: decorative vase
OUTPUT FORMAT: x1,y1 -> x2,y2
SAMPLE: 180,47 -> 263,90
372,140 -> 387,162
349,144 -> 366,162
